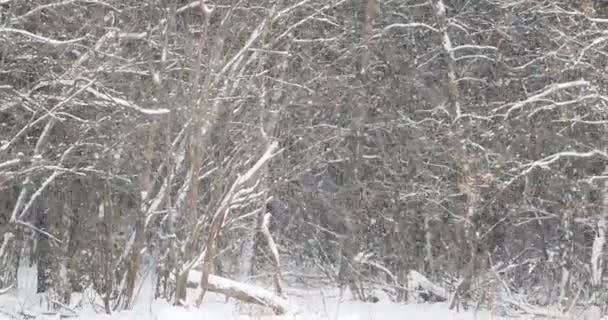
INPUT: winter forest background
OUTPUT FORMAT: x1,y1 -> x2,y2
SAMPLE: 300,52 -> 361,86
1,0 -> 608,318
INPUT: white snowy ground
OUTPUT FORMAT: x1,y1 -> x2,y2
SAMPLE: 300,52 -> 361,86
0,290 -> 519,320
0,266 -> 581,320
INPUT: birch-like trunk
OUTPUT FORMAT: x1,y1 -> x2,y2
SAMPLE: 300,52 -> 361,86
430,0 -> 461,118
558,204 -> 574,309
261,214 -> 283,296
590,168 -> 608,302
424,214 -> 434,276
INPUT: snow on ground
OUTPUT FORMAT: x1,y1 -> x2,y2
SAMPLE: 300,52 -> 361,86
0,266 -> 546,319
1,290 -> 521,320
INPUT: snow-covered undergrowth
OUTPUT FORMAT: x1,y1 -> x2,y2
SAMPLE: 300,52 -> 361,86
0,290 -> 516,320
0,266 -> 576,319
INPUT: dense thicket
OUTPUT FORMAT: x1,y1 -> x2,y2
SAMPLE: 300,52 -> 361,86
1,0 -> 607,315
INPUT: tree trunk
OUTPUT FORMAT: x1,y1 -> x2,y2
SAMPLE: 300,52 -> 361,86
35,205 -> 51,295
240,211 -> 262,280
0,229 -> 16,290
174,271 -> 189,306
123,214 -> 143,309
449,206 -> 480,311
590,173 -> 607,305
261,213 -> 283,296
558,201 -> 574,309
66,201 -> 81,294
54,206 -> 71,305
337,216 -> 362,300
424,214 -> 434,276
99,201 -> 113,314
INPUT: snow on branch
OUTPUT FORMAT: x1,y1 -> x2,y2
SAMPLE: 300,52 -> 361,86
9,119 -> 56,223
450,44 -> 497,52
16,171 -> 62,221
552,117 -> 608,126
521,150 -> 607,171
584,175 -> 608,184
99,0 -> 216,41
0,158 -> 21,170
32,79 -> 170,115
502,150 -> 608,191
13,0 -> 115,22
0,27 -> 84,45
234,141 -> 280,187
504,295 -> 570,319
380,23 -> 439,34
15,146 -> 75,222
275,0 -> 311,20
218,19 -> 267,78
16,220 -> 63,243
494,80 -> 590,118
528,93 -> 608,118
232,180 -> 263,204
575,36 -> 608,65
273,0 -> 346,43
197,142 -> 281,305
84,86 -> 170,115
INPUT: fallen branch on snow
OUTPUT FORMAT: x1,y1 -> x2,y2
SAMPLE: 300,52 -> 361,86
407,270 -> 448,302
187,271 -> 289,315
504,296 -> 568,319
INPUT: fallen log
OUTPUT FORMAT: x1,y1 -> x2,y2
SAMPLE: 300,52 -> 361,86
407,270 -> 448,302
187,271 -> 289,315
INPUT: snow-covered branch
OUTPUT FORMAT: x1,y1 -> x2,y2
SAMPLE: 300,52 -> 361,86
0,158 -> 21,170
495,80 -> 590,118
16,171 -> 62,221
521,150 -> 607,171
0,27 -> 84,45
15,220 -> 63,244
380,22 -> 439,34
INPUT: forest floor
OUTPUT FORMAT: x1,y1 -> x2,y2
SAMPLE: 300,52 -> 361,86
0,266 -> 590,319
0,289 -> 519,320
